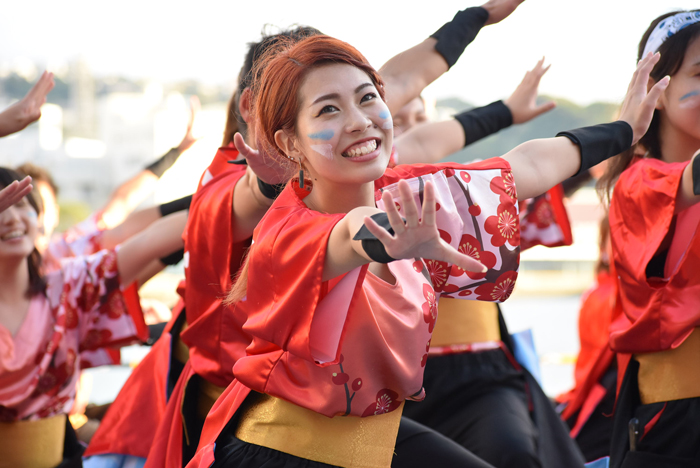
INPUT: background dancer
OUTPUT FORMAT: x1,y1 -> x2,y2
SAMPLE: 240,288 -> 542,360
0,167 -> 187,467
595,10 -> 700,468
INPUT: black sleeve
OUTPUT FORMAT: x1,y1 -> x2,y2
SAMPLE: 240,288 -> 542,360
145,147 -> 182,178
430,7 -> 489,69
692,155 -> 700,196
159,248 -> 185,266
352,212 -> 399,264
159,194 -> 193,217
556,121 -> 633,176
454,101 -> 513,147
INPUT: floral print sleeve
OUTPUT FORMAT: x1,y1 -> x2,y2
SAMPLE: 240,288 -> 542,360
45,249 -> 148,353
375,159 -> 520,302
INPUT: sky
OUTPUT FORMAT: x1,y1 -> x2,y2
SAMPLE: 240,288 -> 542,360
0,0 -> 697,106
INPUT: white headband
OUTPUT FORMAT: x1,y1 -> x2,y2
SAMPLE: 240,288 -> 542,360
642,11 -> 700,58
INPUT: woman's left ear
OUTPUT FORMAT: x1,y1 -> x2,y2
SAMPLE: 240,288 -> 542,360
274,129 -> 302,159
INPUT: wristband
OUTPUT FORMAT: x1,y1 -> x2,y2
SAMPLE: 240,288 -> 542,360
159,194 -> 193,217
257,177 -> 286,200
430,7 -> 489,69
352,212 -> 400,264
145,147 -> 182,178
556,121 -> 634,176
455,101 -> 513,147
160,248 -> 185,266
693,155 -> 700,196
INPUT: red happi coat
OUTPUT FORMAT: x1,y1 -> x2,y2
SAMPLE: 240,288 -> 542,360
519,183 -> 572,251
608,157 -> 700,353
85,146 -> 248,461
188,159 -> 522,467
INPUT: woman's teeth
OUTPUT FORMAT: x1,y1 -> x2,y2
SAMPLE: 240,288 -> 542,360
1,230 -> 24,241
343,140 -> 377,157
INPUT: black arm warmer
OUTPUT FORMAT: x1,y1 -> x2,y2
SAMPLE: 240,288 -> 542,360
455,101 -> 513,147
159,194 -> 193,217
145,147 -> 182,178
430,7 -> 489,69
556,121 -> 634,176
693,155 -> 700,196
352,212 -> 398,264
257,177 -> 286,200
160,248 -> 185,266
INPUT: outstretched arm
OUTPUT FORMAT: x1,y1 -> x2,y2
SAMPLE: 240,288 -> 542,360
116,211 -> 187,286
396,58 -> 553,165
380,0 -> 525,114
99,97 -> 200,228
323,180 -> 486,281
0,71 -> 54,137
503,52 -> 669,200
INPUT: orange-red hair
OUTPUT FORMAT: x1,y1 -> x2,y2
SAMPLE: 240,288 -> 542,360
252,35 -> 385,163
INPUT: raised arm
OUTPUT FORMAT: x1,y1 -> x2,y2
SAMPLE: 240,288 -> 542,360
0,71 -> 54,137
99,97 -> 200,228
396,58 -> 553,165
116,211 -> 187,286
0,176 -> 32,213
380,0 -> 525,114
503,52 -> 670,200
323,180 -> 486,281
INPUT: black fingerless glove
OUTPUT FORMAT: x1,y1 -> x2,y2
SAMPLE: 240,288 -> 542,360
557,121 -> 634,176
145,147 -> 183,178
160,248 -> 184,266
257,177 -> 286,200
431,7 -> 489,69
455,101 -> 513,147
352,213 -> 399,264
159,194 -> 193,217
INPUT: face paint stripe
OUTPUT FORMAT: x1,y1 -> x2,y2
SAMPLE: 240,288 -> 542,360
311,144 -> 334,160
379,110 -> 391,120
680,90 -> 700,101
308,129 -> 335,141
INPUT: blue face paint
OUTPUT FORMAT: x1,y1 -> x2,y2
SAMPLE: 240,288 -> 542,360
379,110 -> 391,120
308,129 -> 334,141
680,90 -> 700,102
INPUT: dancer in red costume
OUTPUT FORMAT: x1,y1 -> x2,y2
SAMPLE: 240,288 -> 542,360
89,3 -> 531,466
0,167 -> 186,467
593,10 -> 700,468
184,33 -> 665,468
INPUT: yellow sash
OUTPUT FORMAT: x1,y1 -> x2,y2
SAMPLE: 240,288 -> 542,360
0,414 -> 65,468
236,393 -> 403,468
636,328 -> 700,404
431,298 -> 500,347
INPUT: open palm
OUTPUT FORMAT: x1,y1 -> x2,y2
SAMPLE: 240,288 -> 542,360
364,180 -> 486,273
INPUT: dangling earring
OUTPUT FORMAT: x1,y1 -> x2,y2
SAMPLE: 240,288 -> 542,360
297,158 -> 305,189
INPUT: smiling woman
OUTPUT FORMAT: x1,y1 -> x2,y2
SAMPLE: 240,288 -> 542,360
185,33 -> 666,468
0,166 -> 188,467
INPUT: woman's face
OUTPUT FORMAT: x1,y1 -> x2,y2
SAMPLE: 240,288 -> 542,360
657,35 -> 700,145
279,63 -> 393,186
0,194 -> 38,261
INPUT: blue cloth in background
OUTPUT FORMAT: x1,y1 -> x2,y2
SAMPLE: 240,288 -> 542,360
511,328 -> 543,385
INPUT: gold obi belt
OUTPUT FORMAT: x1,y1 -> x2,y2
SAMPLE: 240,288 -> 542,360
636,328 -> 700,405
431,298 -> 500,348
235,393 -> 404,468
0,414 -> 65,468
